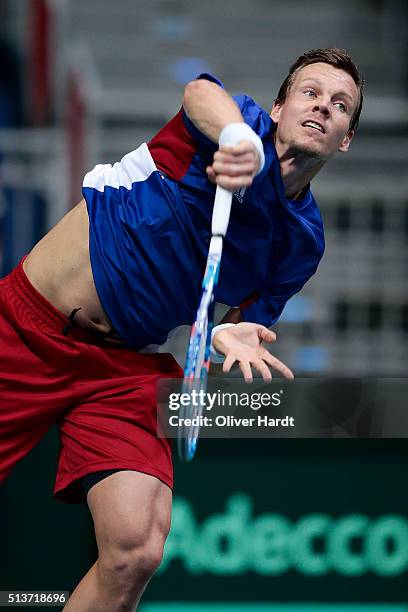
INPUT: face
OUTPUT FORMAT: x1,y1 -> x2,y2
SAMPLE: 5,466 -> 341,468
271,62 -> 360,160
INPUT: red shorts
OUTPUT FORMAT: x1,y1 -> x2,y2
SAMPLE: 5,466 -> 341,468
0,259 -> 182,503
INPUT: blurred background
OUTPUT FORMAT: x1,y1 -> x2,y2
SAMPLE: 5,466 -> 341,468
0,0 -> 407,610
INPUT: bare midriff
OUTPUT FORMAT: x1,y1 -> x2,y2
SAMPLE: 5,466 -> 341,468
23,199 -> 120,338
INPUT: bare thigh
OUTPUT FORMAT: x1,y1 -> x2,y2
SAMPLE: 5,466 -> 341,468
87,470 -> 172,557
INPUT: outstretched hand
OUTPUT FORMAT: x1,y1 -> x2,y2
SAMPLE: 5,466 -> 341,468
206,141 -> 260,190
212,322 -> 294,383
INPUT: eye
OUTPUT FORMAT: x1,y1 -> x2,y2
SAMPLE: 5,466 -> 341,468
334,101 -> 347,112
304,89 -> 316,97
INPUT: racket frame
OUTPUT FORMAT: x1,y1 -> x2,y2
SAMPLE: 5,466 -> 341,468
178,187 -> 233,461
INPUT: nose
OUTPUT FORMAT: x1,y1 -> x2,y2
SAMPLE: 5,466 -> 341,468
313,101 -> 330,117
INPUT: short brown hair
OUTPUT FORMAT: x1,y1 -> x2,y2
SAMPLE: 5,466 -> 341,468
275,48 -> 364,131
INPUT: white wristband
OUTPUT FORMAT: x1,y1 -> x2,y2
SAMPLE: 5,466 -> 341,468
219,123 -> 265,175
210,323 -> 235,364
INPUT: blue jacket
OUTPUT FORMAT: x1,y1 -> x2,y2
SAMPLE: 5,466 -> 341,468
83,74 -> 325,349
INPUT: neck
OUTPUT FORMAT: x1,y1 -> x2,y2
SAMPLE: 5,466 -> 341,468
274,136 -> 326,200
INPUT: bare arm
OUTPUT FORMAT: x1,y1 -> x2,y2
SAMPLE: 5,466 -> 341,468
183,79 -> 262,190
183,79 -> 244,142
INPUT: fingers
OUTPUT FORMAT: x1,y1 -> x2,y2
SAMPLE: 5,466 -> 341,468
223,354 -> 236,374
223,352 -> 293,383
218,142 -> 257,156
206,166 -> 253,190
223,355 -> 253,384
258,327 -> 277,343
207,166 -> 251,189
212,149 -> 257,177
212,159 -> 257,178
239,361 -> 253,384
206,141 -> 260,191
261,350 -> 294,380
206,166 -> 217,184
213,174 -> 254,190
232,357 -> 289,384
218,322 -> 293,382
213,147 -> 257,166
249,359 -> 271,383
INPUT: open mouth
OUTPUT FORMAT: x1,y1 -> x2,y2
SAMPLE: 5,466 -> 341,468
302,120 -> 325,134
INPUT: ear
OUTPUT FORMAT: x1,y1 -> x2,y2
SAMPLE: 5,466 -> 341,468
338,129 -> 354,153
270,101 -> 282,124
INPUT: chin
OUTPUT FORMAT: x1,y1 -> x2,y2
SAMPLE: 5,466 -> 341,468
293,140 -> 325,158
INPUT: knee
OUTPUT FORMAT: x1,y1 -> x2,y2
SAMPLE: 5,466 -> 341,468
99,532 -> 166,588
90,473 -> 172,598
125,538 -> 165,579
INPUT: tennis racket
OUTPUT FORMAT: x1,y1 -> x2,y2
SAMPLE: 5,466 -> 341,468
177,185 -> 233,461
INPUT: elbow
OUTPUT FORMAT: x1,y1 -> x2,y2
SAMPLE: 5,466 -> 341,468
183,79 -> 216,112
184,78 -> 212,98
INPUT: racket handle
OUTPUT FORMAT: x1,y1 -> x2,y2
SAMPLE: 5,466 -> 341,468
208,235 -> 223,258
211,185 -> 233,237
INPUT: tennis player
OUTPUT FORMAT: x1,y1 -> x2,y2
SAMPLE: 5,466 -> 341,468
0,48 -> 363,610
